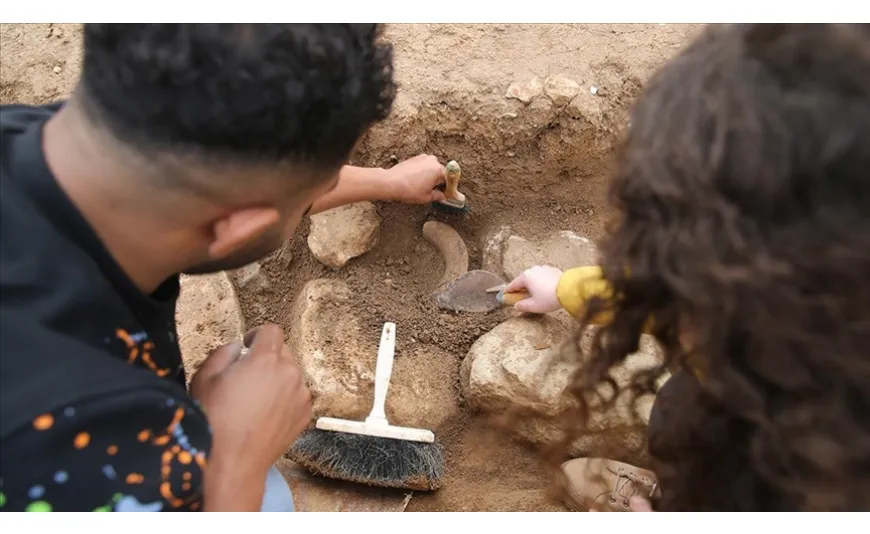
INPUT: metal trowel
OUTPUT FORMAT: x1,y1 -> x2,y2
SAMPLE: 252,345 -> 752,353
432,270 -> 530,313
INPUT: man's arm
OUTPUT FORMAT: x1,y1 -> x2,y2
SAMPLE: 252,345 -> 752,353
0,388 -> 213,512
308,154 -> 447,215
308,166 -> 393,215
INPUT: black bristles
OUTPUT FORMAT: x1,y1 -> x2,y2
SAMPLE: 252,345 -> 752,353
431,200 -> 470,215
431,182 -> 469,215
286,429 -> 444,491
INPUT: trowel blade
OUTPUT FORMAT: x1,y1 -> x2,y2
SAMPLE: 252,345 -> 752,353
432,270 -> 507,313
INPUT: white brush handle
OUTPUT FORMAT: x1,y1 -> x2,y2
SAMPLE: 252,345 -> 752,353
365,322 -> 396,424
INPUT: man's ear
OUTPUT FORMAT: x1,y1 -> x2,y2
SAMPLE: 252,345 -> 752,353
206,207 -> 281,259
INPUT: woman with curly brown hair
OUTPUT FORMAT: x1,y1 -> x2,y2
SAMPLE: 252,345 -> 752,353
504,23 -> 870,511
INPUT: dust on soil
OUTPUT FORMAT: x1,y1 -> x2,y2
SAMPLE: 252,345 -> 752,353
1,23 -> 700,511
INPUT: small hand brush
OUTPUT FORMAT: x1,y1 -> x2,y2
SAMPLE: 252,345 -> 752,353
286,322 -> 444,491
432,160 -> 469,215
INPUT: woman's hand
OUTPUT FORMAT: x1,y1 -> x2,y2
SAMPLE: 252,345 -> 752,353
504,265 -> 564,314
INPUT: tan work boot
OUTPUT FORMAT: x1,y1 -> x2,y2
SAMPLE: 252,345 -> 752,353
560,457 -> 661,512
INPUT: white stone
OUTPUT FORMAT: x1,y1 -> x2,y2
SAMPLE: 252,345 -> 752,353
481,225 -> 513,275
307,202 -> 380,270
461,316 -> 667,462
505,77 -> 543,104
568,93 -> 608,130
501,230 -> 599,282
544,74 -> 581,106
176,272 -> 245,383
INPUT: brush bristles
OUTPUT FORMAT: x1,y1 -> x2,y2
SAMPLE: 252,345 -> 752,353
286,428 -> 444,491
431,200 -> 470,215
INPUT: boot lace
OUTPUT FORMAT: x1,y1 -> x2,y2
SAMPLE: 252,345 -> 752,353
609,467 -> 658,509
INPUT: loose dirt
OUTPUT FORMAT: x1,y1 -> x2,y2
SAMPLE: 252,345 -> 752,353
1,23 -> 701,512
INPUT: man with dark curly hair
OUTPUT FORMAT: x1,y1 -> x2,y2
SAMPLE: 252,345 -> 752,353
0,24 -> 447,512
506,23 -> 870,511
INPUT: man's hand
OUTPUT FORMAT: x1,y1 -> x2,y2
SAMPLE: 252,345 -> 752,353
190,324 -> 311,511
308,156 -> 447,215
386,154 -> 447,204
504,265 -> 564,314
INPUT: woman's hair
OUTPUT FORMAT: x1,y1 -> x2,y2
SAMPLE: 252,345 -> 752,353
555,24 -> 870,511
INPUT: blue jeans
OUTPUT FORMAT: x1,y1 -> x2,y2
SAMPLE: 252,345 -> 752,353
259,466 -> 295,512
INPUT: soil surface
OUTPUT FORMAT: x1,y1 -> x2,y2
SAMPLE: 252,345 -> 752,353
1,23 -> 701,512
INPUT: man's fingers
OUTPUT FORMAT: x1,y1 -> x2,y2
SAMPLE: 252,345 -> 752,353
196,340 -> 243,381
430,190 -> 447,202
244,323 -> 285,356
285,378 -> 313,440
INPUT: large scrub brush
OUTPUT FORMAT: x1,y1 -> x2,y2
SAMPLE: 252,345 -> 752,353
286,322 -> 444,491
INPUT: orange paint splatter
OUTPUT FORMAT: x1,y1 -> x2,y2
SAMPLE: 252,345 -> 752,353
33,414 -> 54,430
141,346 -> 162,374
195,452 -> 207,467
160,482 -> 183,508
162,466 -> 171,477
107,445 -> 118,455
190,501 -> 201,511
137,430 -> 150,442
153,435 -> 170,446
73,432 -> 91,449
116,329 -> 134,347
178,451 -> 192,464
183,472 -> 192,481
182,482 -> 191,492
168,409 -> 184,432
116,329 -> 171,377
126,473 -> 144,484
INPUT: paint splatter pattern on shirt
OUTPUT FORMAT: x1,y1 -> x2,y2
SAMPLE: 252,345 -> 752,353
0,389 -> 210,512
114,328 -> 173,378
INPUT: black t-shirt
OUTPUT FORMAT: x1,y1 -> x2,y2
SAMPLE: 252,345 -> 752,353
0,103 -> 211,512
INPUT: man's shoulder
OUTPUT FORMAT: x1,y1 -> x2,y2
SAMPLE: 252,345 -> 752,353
0,101 -> 63,181
0,101 -> 63,131
0,104 -> 134,346
0,101 -> 188,389
0,155 -> 119,331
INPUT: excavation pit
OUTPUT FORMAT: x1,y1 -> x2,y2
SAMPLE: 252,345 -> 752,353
1,23 -> 700,512
221,24 -> 693,511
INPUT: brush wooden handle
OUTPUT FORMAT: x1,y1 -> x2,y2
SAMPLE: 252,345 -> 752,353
498,289 -> 531,306
366,322 -> 396,423
443,160 -> 466,204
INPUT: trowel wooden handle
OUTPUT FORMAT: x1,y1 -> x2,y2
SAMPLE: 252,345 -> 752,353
498,289 -> 531,306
